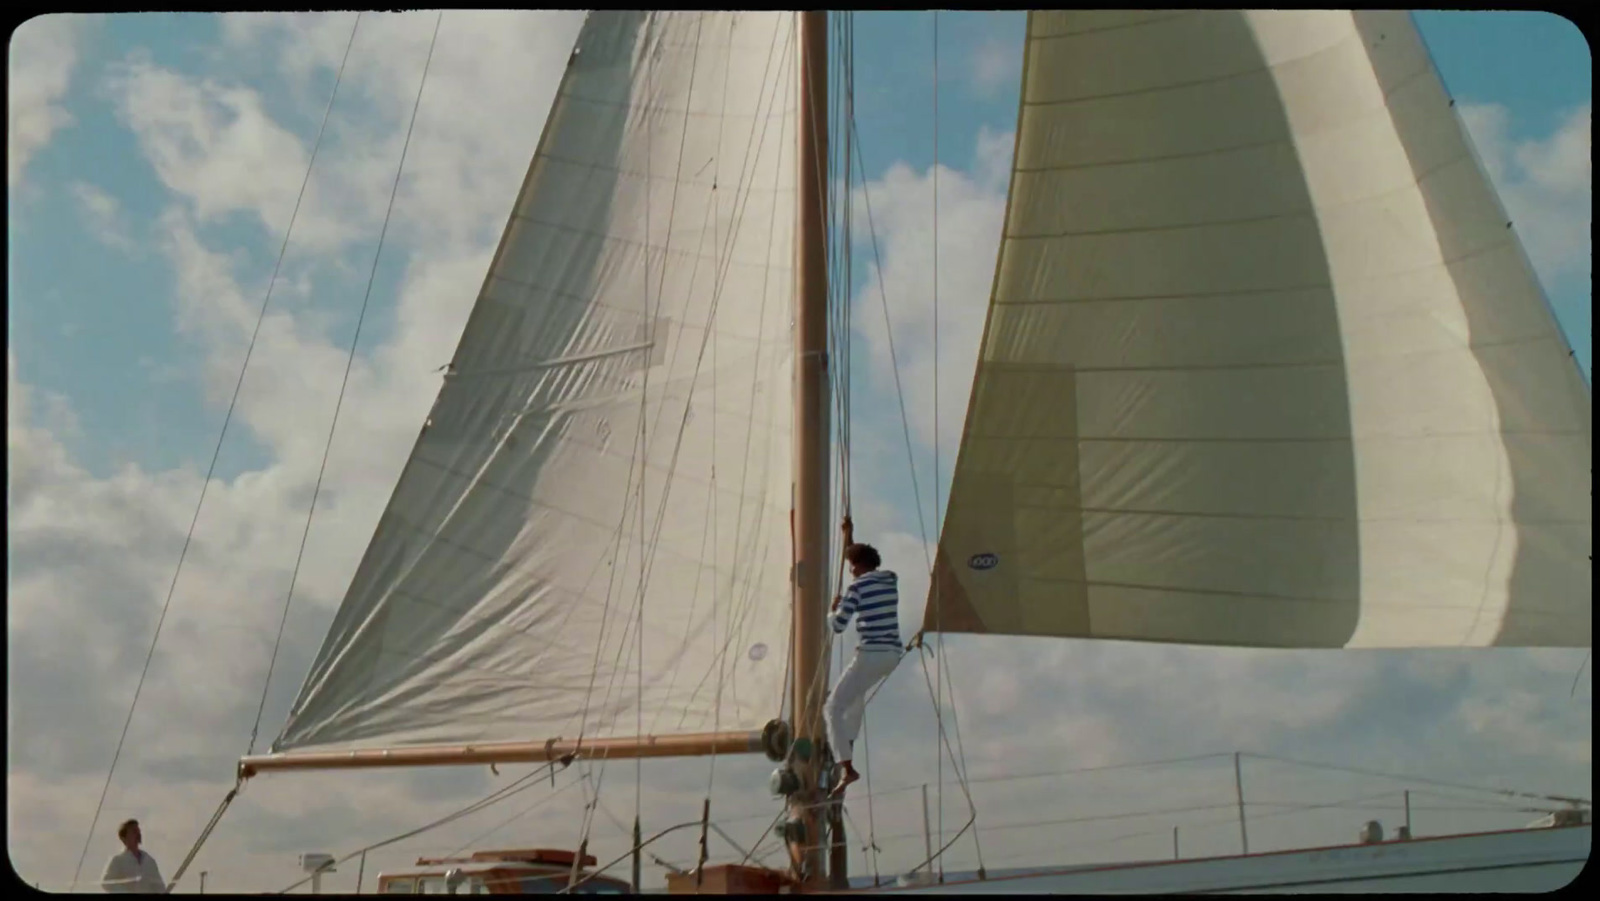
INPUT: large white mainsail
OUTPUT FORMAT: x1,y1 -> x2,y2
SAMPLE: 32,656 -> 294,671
928,10 -> 1591,648
274,11 -> 801,754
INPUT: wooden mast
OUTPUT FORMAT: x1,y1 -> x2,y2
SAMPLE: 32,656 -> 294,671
792,7 -> 833,890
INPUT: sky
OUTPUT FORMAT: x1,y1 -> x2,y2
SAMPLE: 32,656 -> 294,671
6,10 -> 1591,893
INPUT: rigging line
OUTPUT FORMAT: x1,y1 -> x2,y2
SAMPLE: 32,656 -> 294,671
1246,796 -> 1519,814
574,759 -> 598,855
572,764 -> 605,891
640,12 -> 796,690
859,675 -> 885,885
916,626 -> 983,863
704,9 -> 730,806
767,17 -> 801,721
1241,752 -> 1592,806
591,793 -> 649,845
67,12 -> 364,891
912,642 -> 981,874
984,789 -> 1420,869
913,646 -> 971,806
785,751 -> 1237,819
998,791 -> 1412,861
382,779 -> 593,858
627,9 -> 708,818
690,8 -> 797,791
595,797 -> 687,876
641,14 -> 793,739
560,819 -> 709,894
584,11 -> 790,830
837,804 -> 877,876
740,809 -> 792,866
959,751 -> 1236,787
639,469 -> 717,724
1241,788 -> 1410,825
905,803 -> 976,878
826,12 -> 842,304
842,11 -> 855,505
615,14 -> 790,749
694,17 -> 797,720
928,11 -> 951,876
960,805 -> 1317,869
835,799 -> 1269,850
573,9 -> 683,761
445,774 -> 585,858
1572,650 -> 1590,699
165,781 -> 241,891
609,32 -> 792,745
982,807 -> 1266,866
850,116 -> 933,559
255,11 -> 443,757
272,759 -> 567,894
829,17 -> 867,864
576,6 -> 703,782
633,8 -> 709,847
1405,785 -> 1573,812
578,613 -> 645,873
962,801 -> 1271,837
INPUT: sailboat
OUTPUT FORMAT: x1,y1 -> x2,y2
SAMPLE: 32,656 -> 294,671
208,8 -> 1588,894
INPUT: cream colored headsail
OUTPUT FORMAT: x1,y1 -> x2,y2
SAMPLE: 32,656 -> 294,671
929,10 -> 1590,648
275,11 -> 801,753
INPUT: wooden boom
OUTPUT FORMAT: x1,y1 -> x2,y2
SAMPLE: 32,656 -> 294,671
237,729 -> 765,779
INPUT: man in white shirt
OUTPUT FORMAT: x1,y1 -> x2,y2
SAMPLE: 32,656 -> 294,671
101,819 -> 167,893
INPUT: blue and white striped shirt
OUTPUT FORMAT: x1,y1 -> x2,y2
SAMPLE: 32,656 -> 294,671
831,570 -> 901,650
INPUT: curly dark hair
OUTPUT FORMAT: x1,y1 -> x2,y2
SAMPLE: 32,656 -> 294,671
844,543 -> 881,570
118,819 -> 139,840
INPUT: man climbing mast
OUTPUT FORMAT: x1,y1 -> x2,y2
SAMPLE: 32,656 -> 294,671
825,516 -> 904,797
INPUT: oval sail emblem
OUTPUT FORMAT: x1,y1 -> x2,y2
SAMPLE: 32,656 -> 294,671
748,643 -> 769,662
968,553 -> 999,570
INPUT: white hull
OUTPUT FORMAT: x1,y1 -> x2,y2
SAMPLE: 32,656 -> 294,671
844,825 -> 1589,894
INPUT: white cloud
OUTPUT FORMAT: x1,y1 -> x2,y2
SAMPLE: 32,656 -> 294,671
1458,101 -> 1592,285
7,14 -> 87,185
70,181 -> 138,252
968,34 -> 1019,99
106,59 -> 378,255
850,127 -> 1013,470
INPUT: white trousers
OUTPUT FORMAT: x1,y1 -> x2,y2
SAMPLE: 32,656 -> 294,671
824,646 -> 902,761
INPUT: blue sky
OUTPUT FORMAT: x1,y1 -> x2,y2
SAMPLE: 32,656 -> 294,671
8,11 -> 1591,478
7,11 -> 1591,893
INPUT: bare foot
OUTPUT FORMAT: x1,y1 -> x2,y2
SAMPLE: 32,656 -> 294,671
830,764 -> 861,797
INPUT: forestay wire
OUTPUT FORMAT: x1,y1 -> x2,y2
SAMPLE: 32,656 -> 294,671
205,10 -> 446,889
251,10 -> 443,757
832,10 -> 986,880
67,11 -> 368,893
